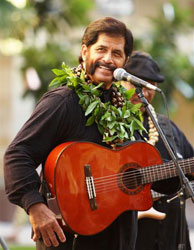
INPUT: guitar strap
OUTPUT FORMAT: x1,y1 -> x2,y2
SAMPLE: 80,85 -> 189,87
40,169 -> 49,199
157,114 -> 183,159
41,168 -> 63,218
41,167 -> 80,240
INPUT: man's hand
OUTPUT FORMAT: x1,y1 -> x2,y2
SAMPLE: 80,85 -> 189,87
28,203 -> 66,247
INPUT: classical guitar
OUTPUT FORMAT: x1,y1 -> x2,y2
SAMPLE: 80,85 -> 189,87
44,141 -> 194,235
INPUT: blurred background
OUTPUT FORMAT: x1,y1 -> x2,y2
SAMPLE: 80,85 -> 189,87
0,0 -> 194,249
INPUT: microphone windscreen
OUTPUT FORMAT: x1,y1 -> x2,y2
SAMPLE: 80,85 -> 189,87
113,68 -> 126,81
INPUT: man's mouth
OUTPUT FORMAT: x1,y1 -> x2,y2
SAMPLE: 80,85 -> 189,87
86,61 -> 116,78
99,66 -> 110,71
96,62 -> 116,72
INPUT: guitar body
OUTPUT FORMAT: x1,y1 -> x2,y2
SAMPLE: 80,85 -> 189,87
44,141 -> 162,235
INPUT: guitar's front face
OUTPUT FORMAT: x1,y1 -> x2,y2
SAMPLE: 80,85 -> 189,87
46,141 -> 162,236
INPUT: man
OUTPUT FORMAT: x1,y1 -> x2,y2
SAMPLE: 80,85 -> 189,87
122,51 -> 194,250
4,17 -> 139,250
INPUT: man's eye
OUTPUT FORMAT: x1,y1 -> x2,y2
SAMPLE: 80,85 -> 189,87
97,48 -> 105,52
114,52 -> 122,57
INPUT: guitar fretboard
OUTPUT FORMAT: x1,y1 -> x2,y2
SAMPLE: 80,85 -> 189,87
141,157 -> 194,184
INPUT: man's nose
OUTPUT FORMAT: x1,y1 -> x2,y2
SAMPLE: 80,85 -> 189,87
103,52 -> 113,63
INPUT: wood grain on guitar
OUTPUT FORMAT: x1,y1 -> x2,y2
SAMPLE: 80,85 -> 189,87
44,141 -> 194,235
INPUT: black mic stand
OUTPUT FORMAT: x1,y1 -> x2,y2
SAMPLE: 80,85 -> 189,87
135,86 -> 194,250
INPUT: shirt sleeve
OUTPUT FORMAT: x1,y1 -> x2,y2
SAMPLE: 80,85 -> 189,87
152,115 -> 194,194
3,89 -> 70,213
171,120 -> 194,181
170,120 -> 194,159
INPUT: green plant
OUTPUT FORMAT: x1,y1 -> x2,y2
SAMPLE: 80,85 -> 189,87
0,0 -> 94,104
8,245 -> 35,250
134,0 -> 194,112
50,63 -> 145,146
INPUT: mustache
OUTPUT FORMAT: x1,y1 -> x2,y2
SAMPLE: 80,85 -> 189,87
86,61 -> 117,76
95,61 -> 117,72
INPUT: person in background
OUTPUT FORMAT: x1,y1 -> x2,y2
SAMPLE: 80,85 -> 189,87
4,17 -> 140,250
122,51 -> 194,250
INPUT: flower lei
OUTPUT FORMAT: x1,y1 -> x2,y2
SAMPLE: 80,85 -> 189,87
145,105 -> 159,146
49,63 -> 146,148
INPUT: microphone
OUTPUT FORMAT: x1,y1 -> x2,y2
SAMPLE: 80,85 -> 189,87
113,68 -> 162,93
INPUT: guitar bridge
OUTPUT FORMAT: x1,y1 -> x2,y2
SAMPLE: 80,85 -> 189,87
84,164 -> 98,211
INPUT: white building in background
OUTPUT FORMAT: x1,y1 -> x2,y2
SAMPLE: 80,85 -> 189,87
95,0 -> 135,16
0,55 -> 34,221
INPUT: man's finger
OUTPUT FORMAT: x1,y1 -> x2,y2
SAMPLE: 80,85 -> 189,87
47,230 -> 60,247
53,223 -> 66,243
41,230 -> 52,247
32,230 -> 41,242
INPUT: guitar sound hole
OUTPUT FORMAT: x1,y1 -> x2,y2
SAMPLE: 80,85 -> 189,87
118,163 -> 143,195
122,168 -> 141,189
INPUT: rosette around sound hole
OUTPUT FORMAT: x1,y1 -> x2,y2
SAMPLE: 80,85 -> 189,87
118,162 -> 143,195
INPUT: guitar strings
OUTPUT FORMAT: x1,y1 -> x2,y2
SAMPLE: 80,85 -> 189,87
70,158 -> 194,193
81,158 -> 194,193
93,157 -> 194,182
93,158 -> 194,185
95,180 -> 194,195
78,173 -> 194,195
93,179 -> 194,195
94,179 -> 194,195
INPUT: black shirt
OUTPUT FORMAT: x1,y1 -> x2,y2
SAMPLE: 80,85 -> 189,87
136,113 -> 194,250
4,86 -> 138,250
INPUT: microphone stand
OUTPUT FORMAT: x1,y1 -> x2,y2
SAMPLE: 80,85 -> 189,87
135,86 -> 194,250
0,237 -> 9,250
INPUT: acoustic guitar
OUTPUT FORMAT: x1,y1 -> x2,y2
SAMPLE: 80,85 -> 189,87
44,141 -> 194,235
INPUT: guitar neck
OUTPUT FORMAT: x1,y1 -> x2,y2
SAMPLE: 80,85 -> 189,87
141,157 -> 194,184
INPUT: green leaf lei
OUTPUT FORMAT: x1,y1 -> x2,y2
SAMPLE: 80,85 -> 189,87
49,63 -> 146,148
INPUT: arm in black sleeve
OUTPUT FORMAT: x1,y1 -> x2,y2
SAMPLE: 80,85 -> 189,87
171,120 -> 194,159
171,120 -> 194,181
152,116 -> 194,194
3,88 -> 71,213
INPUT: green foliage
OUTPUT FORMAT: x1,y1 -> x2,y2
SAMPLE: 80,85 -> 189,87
0,0 -> 16,29
50,64 -> 146,145
0,0 -> 94,104
0,0 -> 37,40
133,0 -> 194,112
64,0 -> 94,26
9,245 -> 35,250
21,42 -> 77,102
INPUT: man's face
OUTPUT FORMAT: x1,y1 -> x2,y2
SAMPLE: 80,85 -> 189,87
81,33 -> 126,89
121,81 -> 157,113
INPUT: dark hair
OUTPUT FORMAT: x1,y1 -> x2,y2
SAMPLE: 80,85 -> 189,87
79,17 -> 133,63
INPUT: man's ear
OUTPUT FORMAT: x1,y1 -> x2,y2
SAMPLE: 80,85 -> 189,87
123,56 -> 129,68
81,44 -> 88,62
